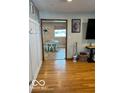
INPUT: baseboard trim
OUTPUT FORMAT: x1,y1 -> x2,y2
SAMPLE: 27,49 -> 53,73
67,58 -> 73,60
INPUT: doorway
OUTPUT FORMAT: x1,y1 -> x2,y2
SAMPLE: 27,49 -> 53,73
41,19 -> 67,61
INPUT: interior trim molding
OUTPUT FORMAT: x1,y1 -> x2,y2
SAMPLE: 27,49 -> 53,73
29,17 -> 40,25
41,19 -> 68,61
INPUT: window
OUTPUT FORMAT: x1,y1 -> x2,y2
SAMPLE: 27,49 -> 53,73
54,29 -> 66,37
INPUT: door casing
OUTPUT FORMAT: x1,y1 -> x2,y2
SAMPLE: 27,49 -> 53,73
41,19 -> 68,61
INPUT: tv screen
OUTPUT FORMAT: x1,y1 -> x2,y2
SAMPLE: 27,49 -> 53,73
86,19 -> 95,39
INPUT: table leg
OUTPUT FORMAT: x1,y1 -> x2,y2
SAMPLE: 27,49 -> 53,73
87,49 -> 95,63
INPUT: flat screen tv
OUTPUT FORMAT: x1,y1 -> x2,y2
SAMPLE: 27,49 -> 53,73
86,19 -> 95,39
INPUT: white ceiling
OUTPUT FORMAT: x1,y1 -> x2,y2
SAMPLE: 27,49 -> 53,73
32,0 -> 95,14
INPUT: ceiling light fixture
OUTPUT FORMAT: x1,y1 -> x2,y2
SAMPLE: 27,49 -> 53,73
67,0 -> 72,2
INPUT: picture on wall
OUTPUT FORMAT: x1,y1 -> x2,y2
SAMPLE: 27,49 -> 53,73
72,19 -> 81,33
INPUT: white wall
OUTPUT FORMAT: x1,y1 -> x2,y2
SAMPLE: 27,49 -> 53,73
29,18 -> 42,78
40,12 -> 95,58
29,0 -> 42,93
29,18 -> 42,93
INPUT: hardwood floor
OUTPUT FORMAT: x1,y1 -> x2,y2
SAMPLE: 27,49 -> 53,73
32,60 -> 95,93
44,48 -> 65,60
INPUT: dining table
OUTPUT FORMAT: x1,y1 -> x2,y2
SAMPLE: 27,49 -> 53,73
44,40 -> 59,52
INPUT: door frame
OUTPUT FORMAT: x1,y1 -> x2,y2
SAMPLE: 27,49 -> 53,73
41,19 -> 68,61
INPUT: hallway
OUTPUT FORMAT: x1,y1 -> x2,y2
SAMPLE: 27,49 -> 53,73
32,60 -> 95,93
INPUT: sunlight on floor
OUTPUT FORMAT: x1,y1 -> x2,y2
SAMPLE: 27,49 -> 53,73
54,60 -> 66,71
45,48 -> 65,60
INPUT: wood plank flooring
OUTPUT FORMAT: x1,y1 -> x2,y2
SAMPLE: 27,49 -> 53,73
32,60 -> 95,93
44,48 -> 65,60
